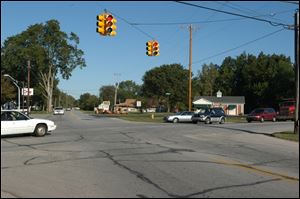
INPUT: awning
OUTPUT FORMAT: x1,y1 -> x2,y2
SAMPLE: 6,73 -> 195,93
227,105 -> 236,110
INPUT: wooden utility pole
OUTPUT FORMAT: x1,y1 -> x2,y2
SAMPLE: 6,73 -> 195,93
27,60 -> 30,115
188,24 -> 193,111
294,10 -> 299,134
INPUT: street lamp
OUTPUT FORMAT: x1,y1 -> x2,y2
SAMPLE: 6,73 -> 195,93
3,74 -> 20,110
166,92 -> 171,112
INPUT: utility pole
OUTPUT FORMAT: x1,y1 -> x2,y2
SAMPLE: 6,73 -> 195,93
27,60 -> 30,115
188,24 -> 193,111
113,73 -> 121,112
294,10 -> 299,134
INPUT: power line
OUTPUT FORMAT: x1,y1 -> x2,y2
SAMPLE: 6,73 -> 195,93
106,9 -> 156,40
192,28 -> 285,65
175,1 -> 294,30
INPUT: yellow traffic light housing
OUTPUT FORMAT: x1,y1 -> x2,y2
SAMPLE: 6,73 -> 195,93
146,41 -> 153,56
105,14 -> 117,36
152,41 -> 160,56
96,14 -> 106,35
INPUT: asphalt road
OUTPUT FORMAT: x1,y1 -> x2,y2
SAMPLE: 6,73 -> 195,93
1,110 -> 299,198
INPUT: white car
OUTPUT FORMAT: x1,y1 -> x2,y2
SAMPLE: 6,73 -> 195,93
163,111 -> 194,123
53,107 -> 65,115
1,110 -> 57,137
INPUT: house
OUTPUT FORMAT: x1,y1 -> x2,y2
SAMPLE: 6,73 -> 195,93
193,91 -> 245,116
114,99 -> 139,113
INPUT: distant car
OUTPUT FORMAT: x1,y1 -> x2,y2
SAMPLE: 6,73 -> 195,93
1,110 -> 56,137
192,107 -> 226,124
66,107 -> 71,111
164,111 -> 194,123
53,107 -> 64,115
246,108 -> 277,122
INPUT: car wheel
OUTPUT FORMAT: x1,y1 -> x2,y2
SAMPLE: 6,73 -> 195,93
247,119 -> 252,123
219,117 -> 225,124
34,124 -> 47,137
205,118 -> 211,124
173,118 -> 179,123
272,117 -> 276,122
260,117 -> 264,123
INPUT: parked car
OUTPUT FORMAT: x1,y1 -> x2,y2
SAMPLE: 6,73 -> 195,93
53,107 -> 65,115
1,110 -> 57,137
192,107 -> 226,124
246,108 -> 277,123
164,111 -> 194,123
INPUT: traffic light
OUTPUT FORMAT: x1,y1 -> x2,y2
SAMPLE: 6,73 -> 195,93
152,41 -> 160,56
105,14 -> 117,36
146,41 -> 153,56
96,14 -> 106,35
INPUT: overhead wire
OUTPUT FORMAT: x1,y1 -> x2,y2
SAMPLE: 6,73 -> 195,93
174,1 -> 295,30
192,28 -> 285,65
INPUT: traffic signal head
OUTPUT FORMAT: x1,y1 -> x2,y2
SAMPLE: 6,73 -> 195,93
105,14 -> 117,36
96,14 -> 106,35
146,41 -> 153,56
152,41 -> 160,56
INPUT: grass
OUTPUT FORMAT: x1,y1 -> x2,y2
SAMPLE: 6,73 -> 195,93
272,131 -> 299,142
93,112 -> 169,123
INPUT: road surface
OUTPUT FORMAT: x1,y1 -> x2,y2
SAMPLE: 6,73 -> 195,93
1,110 -> 298,198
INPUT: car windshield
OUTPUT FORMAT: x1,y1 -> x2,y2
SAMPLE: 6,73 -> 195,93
55,107 -> 63,110
252,109 -> 264,113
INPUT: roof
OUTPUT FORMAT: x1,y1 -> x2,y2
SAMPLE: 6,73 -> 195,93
193,96 -> 245,104
116,99 -> 137,107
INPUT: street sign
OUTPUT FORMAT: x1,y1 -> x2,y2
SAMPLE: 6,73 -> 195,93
22,88 -> 34,96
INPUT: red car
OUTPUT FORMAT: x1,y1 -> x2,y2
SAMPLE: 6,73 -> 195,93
246,108 -> 277,122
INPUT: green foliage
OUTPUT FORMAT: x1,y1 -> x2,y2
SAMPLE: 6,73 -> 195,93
142,63 -> 189,110
194,63 -> 219,96
1,19 -> 86,111
195,52 -> 295,113
99,85 -> 115,107
1,75 -> 16,103
118,80 -> 141,102
79,93 -> 99,110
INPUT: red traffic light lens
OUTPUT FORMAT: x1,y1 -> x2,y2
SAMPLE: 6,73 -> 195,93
107,15 -> 113,21
153,42 -> 158,47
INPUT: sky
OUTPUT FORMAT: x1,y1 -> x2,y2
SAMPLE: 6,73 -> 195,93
1,1 -> 298,99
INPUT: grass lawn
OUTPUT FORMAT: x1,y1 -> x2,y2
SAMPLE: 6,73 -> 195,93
272,131 -> 299,142
93,112 -> 169,123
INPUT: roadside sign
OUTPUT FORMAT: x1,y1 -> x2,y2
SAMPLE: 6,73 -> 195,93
22,88 -> 34,96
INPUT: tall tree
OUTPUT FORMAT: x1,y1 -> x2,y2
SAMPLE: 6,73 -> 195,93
1,75 -> 16,103
1,20 -> 86,112
117,80 -> 141,102
99,85 -> 115,108
78,93 -> 99,111
142,63 -> 189,110
194,63 -> 219,96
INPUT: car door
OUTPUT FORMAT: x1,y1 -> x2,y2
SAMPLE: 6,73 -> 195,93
10,111 -> 33,134
180,112 -> 190,122
210,110 -> 218,122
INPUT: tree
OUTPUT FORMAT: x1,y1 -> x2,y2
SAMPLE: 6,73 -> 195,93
194,63 -> 219,96
142,63 -> 189,110
78,93 -> 99,111
1,20 -> 86,112
1,75 -> 16,104
214,52 -> 294,112
99,85 -> 115,109
117,80 -> 141,102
